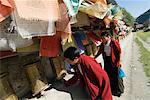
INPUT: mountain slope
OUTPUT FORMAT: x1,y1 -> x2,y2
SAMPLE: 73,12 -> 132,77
136,9 -> 150,24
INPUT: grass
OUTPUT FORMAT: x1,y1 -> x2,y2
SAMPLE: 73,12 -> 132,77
137,31 -> 150,42
135,37 -> 150,82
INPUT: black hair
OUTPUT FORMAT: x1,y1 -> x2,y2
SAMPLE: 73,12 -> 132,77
64,47 -> 80,61
100,31 -> 110,37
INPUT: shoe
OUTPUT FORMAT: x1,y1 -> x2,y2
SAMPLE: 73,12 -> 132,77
112,91 -> 122,97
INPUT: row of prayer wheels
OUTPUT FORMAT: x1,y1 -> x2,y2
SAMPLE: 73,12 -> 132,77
0,54 -> 67,99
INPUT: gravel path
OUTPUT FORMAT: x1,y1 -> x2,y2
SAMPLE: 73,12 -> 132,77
114,33 -> 150,100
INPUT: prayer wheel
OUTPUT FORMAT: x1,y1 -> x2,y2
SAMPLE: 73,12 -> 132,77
50,56 -> 67,80
0,73 -> 18,100
0,64 -> 7,75
25,63 -> 48,96
0,58 -> 8,75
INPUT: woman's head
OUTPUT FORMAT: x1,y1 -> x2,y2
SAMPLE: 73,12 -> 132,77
100,31 -> 111,44
64,47 -> 80,65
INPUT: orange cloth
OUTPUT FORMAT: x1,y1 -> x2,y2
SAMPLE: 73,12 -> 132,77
103,16 -> 111,26
14,0 -> 60,21
0,0 -> 14,22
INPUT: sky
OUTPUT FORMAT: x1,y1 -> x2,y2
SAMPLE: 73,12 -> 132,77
115,0 -> 150,18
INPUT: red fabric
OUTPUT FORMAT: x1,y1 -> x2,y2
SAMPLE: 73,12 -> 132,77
40,32 -> 61,57
86,31 -> 101,44
0,0 -> 14,22
98,39 -> 121,67
65,55 -> 112,100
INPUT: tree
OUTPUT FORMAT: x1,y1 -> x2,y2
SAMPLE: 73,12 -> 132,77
122,8 -> 135,26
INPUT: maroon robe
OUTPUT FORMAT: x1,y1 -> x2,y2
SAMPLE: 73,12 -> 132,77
96,39 -> 124,95
98,39 -> 121,67
65,55 -> 112,100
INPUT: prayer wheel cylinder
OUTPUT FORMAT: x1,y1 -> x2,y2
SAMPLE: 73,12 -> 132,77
25,63 -> 48,96
0,59 -> 8,75
0,73 -> 18,100
50,56 -> 67,80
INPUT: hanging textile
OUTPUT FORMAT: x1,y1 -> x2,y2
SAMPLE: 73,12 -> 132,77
111,5 -> 120,15
60,31 -> 73,45
113,10 -> 123,20
103,16 -> 111,26
7,33 -> 33,52
86,31 -> 101,46
0,0 -> 14,22
17,37 -> 39,52
61,35 -> 77,51
40,32 -> 61,57
14,0 -> 60,21
79,1 -> 111,19
56,1 -> 72,45
70,15 -> 77,24
0,38 -> 11,51
72,31 -> 86,52
11,10 -> 55,39
56,1 -> 71,34
0,17 -> 11,51
63,0 -> 84,16
72,12 -> 90,27
0,16 -> 34,51
89,0 -> 107,5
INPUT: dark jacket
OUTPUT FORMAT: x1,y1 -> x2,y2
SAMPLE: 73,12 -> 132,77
96,39 -> 121,67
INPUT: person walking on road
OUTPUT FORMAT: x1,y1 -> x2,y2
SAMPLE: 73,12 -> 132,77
95,31 -> 124,97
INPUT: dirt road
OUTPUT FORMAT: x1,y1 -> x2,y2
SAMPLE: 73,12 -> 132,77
113,33 -> 150,100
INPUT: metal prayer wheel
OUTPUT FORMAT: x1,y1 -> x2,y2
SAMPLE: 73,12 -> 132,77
0,73 -> 18,100
50,56 -> 67,80
25,62 -> 48,96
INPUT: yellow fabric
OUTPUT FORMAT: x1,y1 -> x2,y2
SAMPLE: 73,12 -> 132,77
89,0 -> 107,5
113,10 -> 123,20
61,35 -> 77,51
79,1 -> 110,19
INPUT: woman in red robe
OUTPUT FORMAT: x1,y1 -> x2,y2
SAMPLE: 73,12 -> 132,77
64,47 -> 112,100
95,31 -> 124,97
